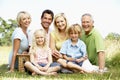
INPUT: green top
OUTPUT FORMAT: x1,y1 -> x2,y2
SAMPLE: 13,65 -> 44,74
81,27 -> 105,64
51,31 -> 68,51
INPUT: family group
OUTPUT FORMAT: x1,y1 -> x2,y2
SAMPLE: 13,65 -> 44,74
7,9 -> 107,76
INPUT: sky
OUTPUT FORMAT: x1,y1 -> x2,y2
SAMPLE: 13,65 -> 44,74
0,0 -> 120,38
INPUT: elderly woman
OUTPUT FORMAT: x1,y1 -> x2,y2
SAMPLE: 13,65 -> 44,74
8,11 -> 31,72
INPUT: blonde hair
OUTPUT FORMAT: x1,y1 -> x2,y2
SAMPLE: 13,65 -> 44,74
68,23 -> 82,37
16,11 -> 31,27
54,13 -> 69,34
29,29 -> 47,54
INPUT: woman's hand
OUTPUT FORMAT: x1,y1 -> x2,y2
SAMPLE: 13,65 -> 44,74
22,51 -> 28,54
6,69 -> 14,73
52,50 -> 62,59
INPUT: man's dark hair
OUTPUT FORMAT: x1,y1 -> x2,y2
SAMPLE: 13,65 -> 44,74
41,9 -> 54,21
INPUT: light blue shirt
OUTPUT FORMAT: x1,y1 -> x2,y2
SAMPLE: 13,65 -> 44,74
8,27 -> 29,66
60,39 -> 87,59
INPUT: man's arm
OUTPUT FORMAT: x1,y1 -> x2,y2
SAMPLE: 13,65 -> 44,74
98,51 -> 105,71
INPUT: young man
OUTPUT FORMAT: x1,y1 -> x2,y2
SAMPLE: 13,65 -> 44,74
28,9 -> 54,46
27,9 -> 61,73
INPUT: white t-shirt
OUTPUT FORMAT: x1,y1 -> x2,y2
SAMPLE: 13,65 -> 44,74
8,27 -> 29,66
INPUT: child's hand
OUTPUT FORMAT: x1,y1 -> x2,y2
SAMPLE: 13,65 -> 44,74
42,66 -> 48,71
67,57 -> 75,61
75,58 -> 83,63
76,57 -> 86,63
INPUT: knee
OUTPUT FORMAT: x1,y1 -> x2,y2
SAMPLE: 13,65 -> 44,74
24,61 -> 30,67
57,59 -> 67,67
56,66 -> 61,70
67,62 -> 73,68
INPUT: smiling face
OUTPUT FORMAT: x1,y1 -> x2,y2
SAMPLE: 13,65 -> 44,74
17,11 -> 31,28
34,30 -> 46,47
68,24 -> 82,42
55,16 -> 66,31
69,32 -> 79,42
81,15 -> 94,35
41,13 -> 53,30
19,14 -> 31,28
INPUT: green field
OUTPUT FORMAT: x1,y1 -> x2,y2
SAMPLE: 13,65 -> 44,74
0,40 -> 120,80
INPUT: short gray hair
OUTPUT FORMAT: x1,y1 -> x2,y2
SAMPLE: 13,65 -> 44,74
81,13 -> 94,22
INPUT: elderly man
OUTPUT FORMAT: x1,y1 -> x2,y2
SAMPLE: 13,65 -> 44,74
81,13 -> 106,73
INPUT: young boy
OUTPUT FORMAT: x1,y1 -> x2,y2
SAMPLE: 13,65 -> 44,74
58,24 -> 92,73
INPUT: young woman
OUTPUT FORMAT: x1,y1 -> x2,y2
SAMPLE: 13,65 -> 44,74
50,13 -> 74,73
24,29 -> 60,76
50,13 -> 69,60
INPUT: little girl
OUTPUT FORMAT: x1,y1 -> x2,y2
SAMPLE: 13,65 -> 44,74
24,29 -> 60,76
58,24 -> 93,73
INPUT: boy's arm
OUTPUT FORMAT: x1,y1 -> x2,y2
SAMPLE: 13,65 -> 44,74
63,54 -> 75,61
75,55 -> 88,63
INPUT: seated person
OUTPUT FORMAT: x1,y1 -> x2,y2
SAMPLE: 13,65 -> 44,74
24,29 -> 61,76
59,24 -> 92,73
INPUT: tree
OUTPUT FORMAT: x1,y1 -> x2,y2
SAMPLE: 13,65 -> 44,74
105,32 -> 120,40
0,17 -> 17,46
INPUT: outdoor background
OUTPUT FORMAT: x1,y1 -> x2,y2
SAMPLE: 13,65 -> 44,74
0,0 -> 120,80
0,0 -> 120,38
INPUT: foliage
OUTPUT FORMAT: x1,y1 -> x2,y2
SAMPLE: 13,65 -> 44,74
105,32 -> 120,40
0,40 -> 120,79
0,17 -> 17,46
106,52 -> 120,68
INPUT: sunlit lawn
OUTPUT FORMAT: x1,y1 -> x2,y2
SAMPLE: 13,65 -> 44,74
0,44 -> 120,80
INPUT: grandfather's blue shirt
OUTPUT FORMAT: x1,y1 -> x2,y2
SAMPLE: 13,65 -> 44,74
60,39 -> 87,59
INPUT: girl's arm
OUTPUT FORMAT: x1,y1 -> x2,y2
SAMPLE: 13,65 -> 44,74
43,49 -> 53,70
30,53 -> 42,70
9,39 -> 20,72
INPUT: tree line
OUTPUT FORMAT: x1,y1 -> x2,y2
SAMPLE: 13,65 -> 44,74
0,17 -> 17,46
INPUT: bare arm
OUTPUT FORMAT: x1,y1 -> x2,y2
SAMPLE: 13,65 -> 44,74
9,39 -> 20,72
76,55 -> 88,63
30,53 -> 43,70
43,50 -> 53,70
49,33 -> 56,50
63,54 -> 75,61
98,51 -> 105,70
49,33 -> 62,59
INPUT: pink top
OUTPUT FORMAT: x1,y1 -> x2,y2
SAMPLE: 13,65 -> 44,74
34,48 -> 51,64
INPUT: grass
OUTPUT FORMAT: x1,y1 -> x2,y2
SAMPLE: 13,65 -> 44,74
0,40 -> 120,80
